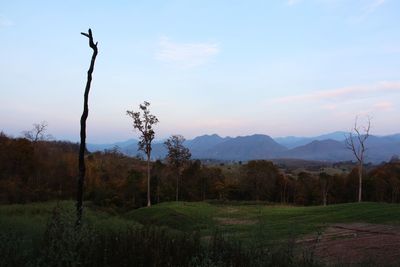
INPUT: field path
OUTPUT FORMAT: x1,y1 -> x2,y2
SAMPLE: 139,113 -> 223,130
299,223 -> 400,265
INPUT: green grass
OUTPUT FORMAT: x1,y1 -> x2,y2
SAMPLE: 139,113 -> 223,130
2,200 -> 400,246
0,201 -> 139,238
126,201 -> 400,245
2,201 -> 399,266
125,201 -> 217,232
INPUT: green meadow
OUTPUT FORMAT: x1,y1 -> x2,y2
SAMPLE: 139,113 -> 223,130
2,200 -> 400,245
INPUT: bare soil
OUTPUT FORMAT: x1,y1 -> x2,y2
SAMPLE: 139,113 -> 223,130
225,207 -> 239,213
298,223 -> 400,265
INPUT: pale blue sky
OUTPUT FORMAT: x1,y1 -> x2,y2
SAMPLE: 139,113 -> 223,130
1,0 -> 399,143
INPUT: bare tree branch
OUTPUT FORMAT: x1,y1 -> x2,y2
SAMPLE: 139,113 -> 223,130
345,115 -> 371,202
23,121 -> 50,142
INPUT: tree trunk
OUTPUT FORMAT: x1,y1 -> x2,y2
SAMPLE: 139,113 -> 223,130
147,154 -> 151,207
321,182 -> 328,206
358,163 -> 363,202
282,180 -> 287,204
76,29 -> 98,227
176,171 -> 179,202
156,182 -> 160,204
202,179 -> 206,201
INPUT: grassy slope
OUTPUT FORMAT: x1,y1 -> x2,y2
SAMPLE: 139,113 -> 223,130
126,201 -> 400,245
1,201 -> 400,246
0,201 -> 138,238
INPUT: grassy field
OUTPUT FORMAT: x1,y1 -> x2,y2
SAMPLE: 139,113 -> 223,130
0,201 -> 139,235
126,201 -> 400,245
2,201 -> 400,266
2,200 -> 400,245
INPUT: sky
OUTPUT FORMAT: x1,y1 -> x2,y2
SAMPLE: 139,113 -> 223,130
1,0 -> 400,143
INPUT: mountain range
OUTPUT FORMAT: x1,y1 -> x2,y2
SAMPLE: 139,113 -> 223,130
87,132 -> 400,164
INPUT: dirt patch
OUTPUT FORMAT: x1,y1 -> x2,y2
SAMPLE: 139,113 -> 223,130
298,223 -> 400,265
215,217 -> 257,225
224,207 -> 239,213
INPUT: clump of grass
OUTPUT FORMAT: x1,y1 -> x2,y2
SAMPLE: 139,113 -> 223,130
37,205 -> 98,266
0,232 -> 36,267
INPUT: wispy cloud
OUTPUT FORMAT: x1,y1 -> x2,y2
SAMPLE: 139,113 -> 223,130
155,37 -> 219,68
322,104 -> 337,111
0,15 -> 13,28
274,81 -> 400,104
364,0 -> 386,15
351,0 -> 386,22
373,101 -> 393,111
286,0 -> 302,6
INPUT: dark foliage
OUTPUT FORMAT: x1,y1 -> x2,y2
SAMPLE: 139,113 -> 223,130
1,134 -> 400,207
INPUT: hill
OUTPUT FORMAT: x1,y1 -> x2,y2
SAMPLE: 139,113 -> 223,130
185,134 -> 231,158
274,131 -> 347,149
87,132 -> 400,163
202,134 -> 287,160
3,201 -> 400,245
281,139 -> 353,162
87,139 -> 137,153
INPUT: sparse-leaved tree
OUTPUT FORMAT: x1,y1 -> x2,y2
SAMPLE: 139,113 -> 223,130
164,135 -> 191,201
127,101 -> 159,207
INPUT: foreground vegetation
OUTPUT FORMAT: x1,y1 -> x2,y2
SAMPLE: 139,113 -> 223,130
2,201 -> 400,266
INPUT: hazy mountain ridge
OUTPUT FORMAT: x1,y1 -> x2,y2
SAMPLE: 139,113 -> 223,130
87,139 -> 138,152
279,139 -> 352,162
202,134 -> 286,160
87,132 -> 400,163
186,134 -> 231,155
274,131 -> 348,149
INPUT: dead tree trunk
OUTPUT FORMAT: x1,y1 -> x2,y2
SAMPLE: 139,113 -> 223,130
319,173 -> 331,206
76,29 -> 98,227
358,163 -> 363,203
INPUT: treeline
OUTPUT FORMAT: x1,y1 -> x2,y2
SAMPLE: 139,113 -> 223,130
1,132 -> 400,206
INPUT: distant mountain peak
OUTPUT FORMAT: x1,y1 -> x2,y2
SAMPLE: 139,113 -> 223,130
274,131 -> 348,149
87,132 -> 400,163
204,134 -> 286,160
193,133 -> 222,139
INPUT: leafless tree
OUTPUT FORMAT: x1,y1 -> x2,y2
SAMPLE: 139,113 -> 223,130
127,101 -> 159,207
77,29 -> 98,227
164,135 -> 191,201
23,121 -> 52,142
345,116 -> 371,202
